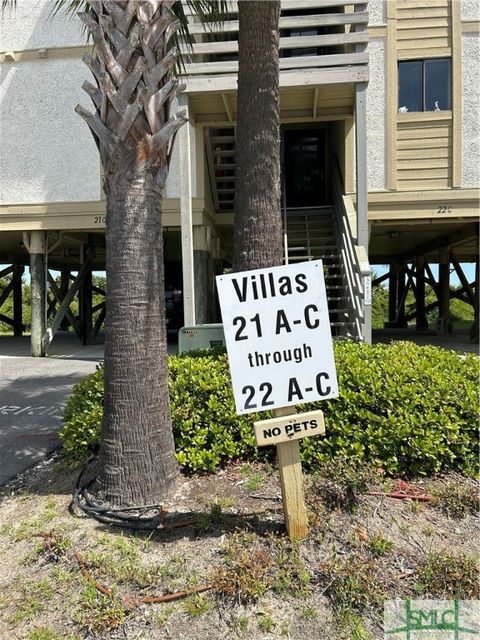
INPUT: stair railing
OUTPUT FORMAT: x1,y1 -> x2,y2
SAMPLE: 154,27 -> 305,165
331,163 -> 365,340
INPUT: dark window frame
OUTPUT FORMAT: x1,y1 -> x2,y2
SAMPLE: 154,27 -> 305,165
398,58 -> 452,113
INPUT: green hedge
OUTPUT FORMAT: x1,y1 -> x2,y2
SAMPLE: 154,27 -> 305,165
304,341 -> 479,476
60,341 -> 479,476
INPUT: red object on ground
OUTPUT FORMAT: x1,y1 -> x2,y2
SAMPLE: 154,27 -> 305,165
370,479 -> 432,502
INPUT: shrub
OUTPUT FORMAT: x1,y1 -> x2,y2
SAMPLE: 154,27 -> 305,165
60,342 -> 479,476
61,364 -> 104,460
60,353 -> 266,472
168,352 -> 263,471
304,341 -> 479,476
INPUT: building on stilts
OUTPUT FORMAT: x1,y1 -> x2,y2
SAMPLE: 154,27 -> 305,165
0,0 -> 478,354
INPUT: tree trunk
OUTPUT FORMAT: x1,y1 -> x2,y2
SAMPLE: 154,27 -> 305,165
73,1 -> 187,508
233,0 -> 283,272
95,175 -> 177,506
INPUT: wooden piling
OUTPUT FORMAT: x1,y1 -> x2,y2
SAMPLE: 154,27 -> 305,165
29,232 -> 46,357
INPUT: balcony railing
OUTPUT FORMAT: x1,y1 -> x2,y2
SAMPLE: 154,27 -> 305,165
181,0 -> 369,90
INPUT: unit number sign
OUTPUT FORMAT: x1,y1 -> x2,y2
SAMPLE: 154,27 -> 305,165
216,260 -> 339,415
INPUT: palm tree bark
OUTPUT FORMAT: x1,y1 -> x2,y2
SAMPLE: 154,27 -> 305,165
1,0 -> 225,508
76,1 -> 185,507
233,0 -> 283,272
100,179 -> 177,505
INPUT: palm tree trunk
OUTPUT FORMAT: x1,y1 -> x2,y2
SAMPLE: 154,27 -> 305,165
96,176 -> 177,506
2,0 -> 229,509
73,1 -> 187,507
233,0 -> 283,272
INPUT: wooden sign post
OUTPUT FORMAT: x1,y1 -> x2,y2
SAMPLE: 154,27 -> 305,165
254,407 -> 325,540
274,407 -> 309,540
277,437 -> 308,539
216,261 -> 337,541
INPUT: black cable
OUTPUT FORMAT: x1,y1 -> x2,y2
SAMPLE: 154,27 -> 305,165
70,459 -> 167,530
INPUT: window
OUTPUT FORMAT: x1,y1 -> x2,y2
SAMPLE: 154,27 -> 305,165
398,58 -> 451,113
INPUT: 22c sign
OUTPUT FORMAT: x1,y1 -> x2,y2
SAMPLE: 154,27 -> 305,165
437,205 -> 452,214
242,372 -> 332,411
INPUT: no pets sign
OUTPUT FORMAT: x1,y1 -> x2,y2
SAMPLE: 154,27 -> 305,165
216,260 -> 339,415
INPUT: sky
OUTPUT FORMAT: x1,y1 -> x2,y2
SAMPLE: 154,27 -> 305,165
372,262 -> 476,287
1,263 -> 476,289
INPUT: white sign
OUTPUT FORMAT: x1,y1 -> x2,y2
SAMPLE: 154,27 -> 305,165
363,274 -> 372,305
216,260 -> 339,415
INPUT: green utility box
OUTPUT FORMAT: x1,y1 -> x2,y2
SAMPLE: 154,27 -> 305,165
178,324 -> 225,353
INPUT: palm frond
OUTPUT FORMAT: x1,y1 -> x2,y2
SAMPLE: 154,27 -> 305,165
173,0 -> 229,43
171,0 -> 229,71
1,0 -> 15,13
49,0 -> 228,35
51,0 -> 86,15
3,0 -> 229,72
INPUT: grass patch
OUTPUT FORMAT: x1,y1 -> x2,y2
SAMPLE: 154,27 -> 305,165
82,532 -> 173,588
74,582 -> 126,634
369,533 -> 394,558
182,593 -> 213,618
321,554 -> 384,613
0,498 -> 60,542
28,629 -> 79,640
211,533 -> 312,603
308,457 -> 375,513
6,576 -> 55,625
198,500 -> 229,530
227,613 -> 250,637
152,604 -> 175,628
299,605 -> 318,620
245,473 -> 264,491
329,610 -> 372,640
431,479 -> 478,519
211,533 -> 273,603
7,595 -> 43,625
212,496 -> 236,509
416,552 -> 479,599
258,613 -> 276,633
272,539 -> 311,596
240,464 -> 267,492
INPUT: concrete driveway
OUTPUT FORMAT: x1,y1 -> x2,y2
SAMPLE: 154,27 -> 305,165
0,334 -> 103,485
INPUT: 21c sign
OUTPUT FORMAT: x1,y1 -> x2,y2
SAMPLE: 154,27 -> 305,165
216,261 -> 339,415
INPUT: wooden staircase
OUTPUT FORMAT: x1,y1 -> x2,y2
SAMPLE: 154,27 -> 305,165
285,207 -> 358,337
204,129 -> 365,339
205,127 -> 236,212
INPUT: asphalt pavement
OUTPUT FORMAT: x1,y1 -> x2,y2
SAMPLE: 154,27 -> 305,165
0,334 -> 103,485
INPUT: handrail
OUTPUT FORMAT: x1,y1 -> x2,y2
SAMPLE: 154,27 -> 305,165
181,0 -> 369,83
187,12 -> 369,34
180,33 -> 368,56
331,161 -> 366,340
184,52 -> 369,76
182,0 -> 369,17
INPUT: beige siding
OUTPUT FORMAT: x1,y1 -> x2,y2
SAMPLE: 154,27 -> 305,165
396,0 -> 452,58
396,118 -> 452,189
